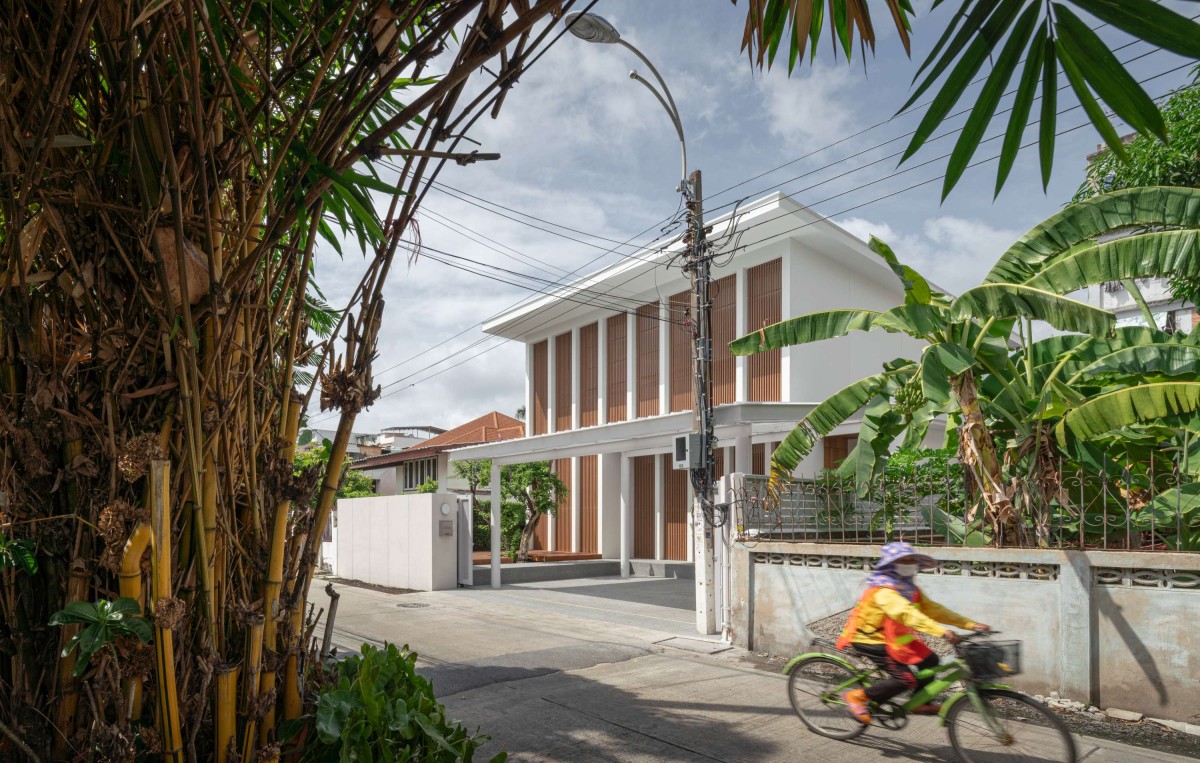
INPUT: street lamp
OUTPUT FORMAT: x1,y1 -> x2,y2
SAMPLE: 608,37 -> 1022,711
565,12 -> 724,639
564,12 -> 688,190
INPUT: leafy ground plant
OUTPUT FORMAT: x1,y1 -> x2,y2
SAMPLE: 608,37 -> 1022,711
49,598 -> 152,677
302,642 -> 503,762
0,534 -> 36,575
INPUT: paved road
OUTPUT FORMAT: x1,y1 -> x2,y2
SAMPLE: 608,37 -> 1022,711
314,577 -> 1197,763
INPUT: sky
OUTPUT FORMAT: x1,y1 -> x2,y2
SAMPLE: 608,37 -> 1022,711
304,0 -> 1197,434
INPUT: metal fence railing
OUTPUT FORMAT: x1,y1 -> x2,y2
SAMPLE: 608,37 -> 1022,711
732,461 -> 1199,552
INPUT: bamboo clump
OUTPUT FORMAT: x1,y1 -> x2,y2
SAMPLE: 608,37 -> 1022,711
0,0 -> 574,758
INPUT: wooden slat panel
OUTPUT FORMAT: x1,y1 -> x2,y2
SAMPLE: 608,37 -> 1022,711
636,303 -> 659,418
633,455 -> 656,558
606,314 -> 628,423
661,455 -> 689,561
555,331 -> 572,432
747,259 -> 782,401
579,323 -> 599,428
532,340 -> 548,435
668,290 -> 692,412
713,448 -> 725,480
554,458 -> 572,551
579,455 -> 598,554
823,435 -> 857,470
712,274 -> 736,406
752,443 -> 766,476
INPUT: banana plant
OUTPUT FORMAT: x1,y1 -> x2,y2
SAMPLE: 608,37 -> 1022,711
731,187 -> 1200,546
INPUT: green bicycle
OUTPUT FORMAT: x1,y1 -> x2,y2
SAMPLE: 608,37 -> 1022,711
784,631 -> 1076,763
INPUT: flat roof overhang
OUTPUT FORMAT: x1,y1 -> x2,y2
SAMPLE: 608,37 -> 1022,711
449,402 -> 818,464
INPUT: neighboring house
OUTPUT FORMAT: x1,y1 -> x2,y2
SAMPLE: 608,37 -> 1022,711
452,192 -> 940,568
299,428 -> 386,458
1087,277 -> 1196,332
354,412 -> 523,495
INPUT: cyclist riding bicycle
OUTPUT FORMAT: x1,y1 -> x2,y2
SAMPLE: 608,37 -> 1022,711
836,541 -> 989,724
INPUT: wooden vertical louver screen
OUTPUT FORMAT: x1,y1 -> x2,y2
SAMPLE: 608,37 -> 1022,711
661,455 -> 688,561
579,455 -> 598,553
532,340 -> 548,435
636,303 -> 659,418
606,314 -> 627,423
712,274 -> 736,405
554,332 -> 572,432
823,435 -> 856,470
579,323 -> 598,427
633,455 -> 656,558
752,443 -> 766,476
746,259 -> 782,401
668,290 -> 692,412
713,448 -> 725,480
554,458 -> 572,551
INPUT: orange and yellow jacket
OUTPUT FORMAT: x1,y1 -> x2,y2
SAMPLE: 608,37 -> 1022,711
847,587 -> 976,646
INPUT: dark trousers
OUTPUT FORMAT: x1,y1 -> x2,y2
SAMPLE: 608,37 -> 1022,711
852,643 -> 940,703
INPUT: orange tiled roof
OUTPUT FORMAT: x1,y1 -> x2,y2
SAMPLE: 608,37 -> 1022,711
353,411 -> 523,468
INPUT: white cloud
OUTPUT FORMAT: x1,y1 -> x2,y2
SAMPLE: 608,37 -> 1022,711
835,215 -> 1022,297
757,63 -> 860,152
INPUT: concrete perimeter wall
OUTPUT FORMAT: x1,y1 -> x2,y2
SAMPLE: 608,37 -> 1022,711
336,494 -> 459,591
732,541 -> 1200,721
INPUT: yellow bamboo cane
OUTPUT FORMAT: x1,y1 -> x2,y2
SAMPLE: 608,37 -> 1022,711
50,562 -> 90,759
240,615 -> 264,763
118,523 -> 152,721
214,665 -> 238,763
149,460 -> 183,762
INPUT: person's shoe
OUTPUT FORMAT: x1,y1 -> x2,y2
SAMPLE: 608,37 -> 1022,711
841,688 -> 872,724
910,703 -> 942,715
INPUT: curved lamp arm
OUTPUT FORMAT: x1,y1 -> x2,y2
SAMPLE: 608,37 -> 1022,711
630,71 -> 687,187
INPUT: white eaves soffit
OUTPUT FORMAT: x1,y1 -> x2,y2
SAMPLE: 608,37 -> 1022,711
479,192 -> 924,342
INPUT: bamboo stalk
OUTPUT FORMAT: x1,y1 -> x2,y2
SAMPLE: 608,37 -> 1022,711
239,615 -> 264,763
149,460 -> 183,762
118,523 -> 153,721
214,665 -> 238,763
263,393 -> 302,650
50,562 -> 89,758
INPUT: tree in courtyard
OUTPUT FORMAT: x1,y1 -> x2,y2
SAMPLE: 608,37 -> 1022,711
502,462 -> 567,562
294,441 -> 378,507
452,458 -> 492,511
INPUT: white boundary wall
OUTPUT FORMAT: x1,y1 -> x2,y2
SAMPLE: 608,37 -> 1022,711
732,541 -> 1200,721
336,494 -> 459,591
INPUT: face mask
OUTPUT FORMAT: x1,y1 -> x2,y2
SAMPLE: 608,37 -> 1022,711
894,563 -> 920,578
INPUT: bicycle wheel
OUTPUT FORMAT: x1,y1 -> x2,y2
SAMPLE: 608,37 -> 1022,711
947,689 -> 1077,763
786,655 -> 870,740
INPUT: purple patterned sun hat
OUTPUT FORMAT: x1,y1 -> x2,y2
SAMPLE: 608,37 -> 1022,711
874,541 -> 935,570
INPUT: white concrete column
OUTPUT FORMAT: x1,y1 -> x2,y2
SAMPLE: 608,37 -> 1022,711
619,455 -> 632,577
525,345 -> 534,437
571,455 -> 581,553
654,454 -> 664,561
490,461 -> 502,589
571,326 -> 580,430
686,479 -> 695,563
598,318 -> 608,425
626,312 -> 636,418
735,433 -> 752,475
658,302 -> 669,415
547,335 -> 557,434
547,460 -> 556,552
735,267 -> 747,401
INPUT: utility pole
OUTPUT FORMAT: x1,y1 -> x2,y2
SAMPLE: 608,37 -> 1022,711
684,169 -> 719,635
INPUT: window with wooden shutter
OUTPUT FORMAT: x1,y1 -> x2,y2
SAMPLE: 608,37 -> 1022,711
668,290 -> 692,412
746,259 -> 782,401
606,314 -> 627,423
555,331 -> 572,432
636,303 -> 659,418
579,323 -> 598,427
712,274 -> 736,405
532,340 -> 548,435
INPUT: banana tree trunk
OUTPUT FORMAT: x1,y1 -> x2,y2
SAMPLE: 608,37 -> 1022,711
949,369 -> 1017,542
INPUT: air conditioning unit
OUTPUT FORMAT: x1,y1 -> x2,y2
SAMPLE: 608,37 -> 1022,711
673,433 -> 703,470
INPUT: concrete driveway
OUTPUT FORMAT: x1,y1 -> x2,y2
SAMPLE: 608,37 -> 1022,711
314,577 -> 1198,762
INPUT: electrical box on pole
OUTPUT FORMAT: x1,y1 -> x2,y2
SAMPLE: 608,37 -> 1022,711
673,433 -> 702,470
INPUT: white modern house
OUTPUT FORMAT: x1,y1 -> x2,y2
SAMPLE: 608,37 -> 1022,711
453,192 -> 939,589
1085,277 -> 1196,333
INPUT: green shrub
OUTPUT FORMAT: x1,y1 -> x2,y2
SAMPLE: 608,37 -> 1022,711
302,642 -> 503,762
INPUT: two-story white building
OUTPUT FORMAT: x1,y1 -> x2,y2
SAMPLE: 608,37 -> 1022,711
454,192 -> 936,585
